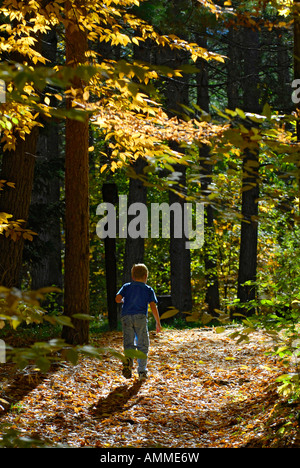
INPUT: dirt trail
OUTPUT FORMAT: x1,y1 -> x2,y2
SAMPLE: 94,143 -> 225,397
0,328 -> 293,447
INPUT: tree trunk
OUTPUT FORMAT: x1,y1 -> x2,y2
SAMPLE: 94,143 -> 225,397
0,128 -> 39,287
121,35 -> 153,286
294,1 -> 300,215
122,157 -> 148,285
199,150 -> 220,317
61,0 -> 90,345
102,183 -> 118,330
226,26 -> 242,111
169,166 -> 192,312
155,41 -> 192,313
196,33 -> 220,316
237,26 -> 261,316
29,28 -> 63,294
0,8 -> 43,288
30,121 -> 62,292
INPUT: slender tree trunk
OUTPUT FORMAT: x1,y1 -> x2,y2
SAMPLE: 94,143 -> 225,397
30,121 -> 62,291
169,166 -> 192,312
196,33 -> 220,316
122,36 -> 151,286
276,29 -> 292,113
227,26 -> 242,111
155,44 -> 192,313
237,26 -> 261,316
61,0 -> 90,345
122,157 -> 148,285
199,150 -> 220,317
102,183 -> 118,330
30,28 -> 63,293
294,1 -> 300,215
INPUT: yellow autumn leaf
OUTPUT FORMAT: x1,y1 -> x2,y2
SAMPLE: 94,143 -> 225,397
160,307 -> 179,320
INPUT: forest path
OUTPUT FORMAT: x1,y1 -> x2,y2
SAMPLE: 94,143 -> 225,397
0,328 -> 291,447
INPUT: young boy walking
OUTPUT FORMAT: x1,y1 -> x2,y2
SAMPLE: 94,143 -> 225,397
115,263 -> 161,380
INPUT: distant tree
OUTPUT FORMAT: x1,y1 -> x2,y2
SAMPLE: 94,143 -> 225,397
196,32 -> 220,316
294,0 -> 300,210
237,25 -> 261,315
29,27 -> 63,294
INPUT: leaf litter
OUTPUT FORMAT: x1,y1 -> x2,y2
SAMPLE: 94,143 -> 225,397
0,327 -> 299,448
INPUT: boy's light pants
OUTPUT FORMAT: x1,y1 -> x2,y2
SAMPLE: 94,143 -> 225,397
121,314 -> 149,373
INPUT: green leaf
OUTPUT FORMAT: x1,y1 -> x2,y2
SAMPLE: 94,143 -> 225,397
77,345 -> 103,359
262,103 -> 272,119
35,287 -> 62,294
225,108 -> 237,117
66,348 -> 79,365
276,374 -> 291,382
179,64 -> 200,74
245,112 -> 266,123
124,349 -> 147,360
201,312 -> 214,324
72,313 -> 92,321
36,357 -> 51,373
53,315 -> 75,328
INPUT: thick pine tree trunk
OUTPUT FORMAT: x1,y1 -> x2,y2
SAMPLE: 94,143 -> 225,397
0,129 -> 39,287
0,9 -> 43,288
61,0 -> 90,345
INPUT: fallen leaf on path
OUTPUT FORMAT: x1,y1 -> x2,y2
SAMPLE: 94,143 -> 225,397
0,328 -> 299,447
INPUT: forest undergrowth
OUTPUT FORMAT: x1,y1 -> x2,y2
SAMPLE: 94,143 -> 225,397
0,327 -> 300,448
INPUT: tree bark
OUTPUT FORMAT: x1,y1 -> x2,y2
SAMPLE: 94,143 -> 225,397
29,28 -> 63,294
30,121 -> 62,292
121,37 -> 150,286
237,26 -> 261,316
0,129 -> 39,287
294,1 -> 300,215
0,7 -> 44,288
196,33 -> 220,316
102,183 -> 118,330
61,0 -> 90,345
169,166 -> 192,313
122,157 -> 148,285
227,26 -> 242,111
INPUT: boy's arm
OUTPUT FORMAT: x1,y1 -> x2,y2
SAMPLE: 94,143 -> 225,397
150,301 -> 161,333
115,294 -> 123,303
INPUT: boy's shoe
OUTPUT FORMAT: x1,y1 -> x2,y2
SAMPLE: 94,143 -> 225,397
122,358 -> 133,379
138,371 -> 148,381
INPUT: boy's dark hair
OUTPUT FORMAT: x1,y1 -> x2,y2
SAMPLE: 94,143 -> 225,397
131,263 -> 148,280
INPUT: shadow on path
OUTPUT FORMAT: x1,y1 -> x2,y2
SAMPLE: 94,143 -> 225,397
90,380 -> 143,420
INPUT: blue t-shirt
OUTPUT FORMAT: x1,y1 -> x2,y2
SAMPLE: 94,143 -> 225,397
117,281 -> 158,317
